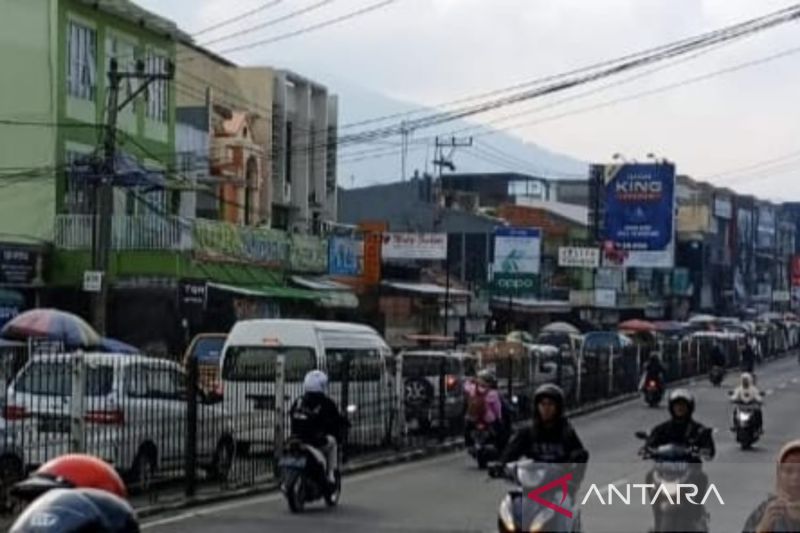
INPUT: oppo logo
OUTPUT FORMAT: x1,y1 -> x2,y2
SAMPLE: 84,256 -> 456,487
495,278 -> 535,289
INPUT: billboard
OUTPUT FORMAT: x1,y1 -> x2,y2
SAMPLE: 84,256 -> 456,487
601,162 -> 676,268
381,233 -> 447,261
558,246 -> 600,269
491,227 -> 541,296
328,237 -> 363,276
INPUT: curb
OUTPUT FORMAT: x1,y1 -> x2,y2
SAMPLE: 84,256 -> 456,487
138,352 -> 795,521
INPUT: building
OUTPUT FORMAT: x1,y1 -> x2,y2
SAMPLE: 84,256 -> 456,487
440,172 -> 553,208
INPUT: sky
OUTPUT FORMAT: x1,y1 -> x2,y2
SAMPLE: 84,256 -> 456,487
137,0 -> 800,200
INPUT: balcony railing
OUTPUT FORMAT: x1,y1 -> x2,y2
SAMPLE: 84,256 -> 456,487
56,215 -> 191,251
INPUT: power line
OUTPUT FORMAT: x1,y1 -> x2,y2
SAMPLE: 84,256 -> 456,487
195,0 -> 337,49
216,0 -> 401,55
191,0 -> 285,37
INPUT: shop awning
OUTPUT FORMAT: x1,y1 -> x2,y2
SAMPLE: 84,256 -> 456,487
291,276 -> 360,309
382,281 -> 471,297
490,296 -> 571,314
208,282 -> 319,301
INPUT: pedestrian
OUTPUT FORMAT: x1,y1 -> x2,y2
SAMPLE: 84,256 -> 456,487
743,440 -> 800,533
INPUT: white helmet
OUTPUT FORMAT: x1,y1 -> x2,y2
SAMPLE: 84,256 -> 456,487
303,370 -> 328,394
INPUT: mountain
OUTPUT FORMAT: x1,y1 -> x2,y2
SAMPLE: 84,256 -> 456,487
323,76 -> 589,188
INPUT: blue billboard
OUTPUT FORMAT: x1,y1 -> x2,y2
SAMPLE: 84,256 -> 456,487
602,163 -> 675,268
328,237 -> 362,276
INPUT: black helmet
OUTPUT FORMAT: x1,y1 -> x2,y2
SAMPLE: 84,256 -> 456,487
667,388 -> 695,418
533,383 -> 565,416
477,368 -> 498,388
10,488 -> 138,533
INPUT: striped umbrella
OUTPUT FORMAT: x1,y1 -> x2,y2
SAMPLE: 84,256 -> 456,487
0,308 -> 101,349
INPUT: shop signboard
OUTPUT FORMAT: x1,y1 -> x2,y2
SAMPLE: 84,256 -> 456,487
491,227 -> 541,296
381,233 -> 448,261
289,234 -> 328,273
328,237 -> 362,276
193,220 -> 289,267
0,246 -> 39,285
558,246 -> 600,268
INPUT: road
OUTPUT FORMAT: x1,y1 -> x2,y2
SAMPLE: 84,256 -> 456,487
143,355 -> 800,533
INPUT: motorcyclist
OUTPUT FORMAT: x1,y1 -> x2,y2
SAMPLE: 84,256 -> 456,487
492,384 -> 589,498
639,352 -> 665,391
730,372 -> 764,434
464,368 -> 504,448
9,454 -> 137,532
742,340 -> 757,375
290,370 -> 349,488
710,341 -> 727,369
644,389 -> 715,525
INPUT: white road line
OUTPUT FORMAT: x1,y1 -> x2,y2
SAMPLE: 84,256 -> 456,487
141,453 -> 463,529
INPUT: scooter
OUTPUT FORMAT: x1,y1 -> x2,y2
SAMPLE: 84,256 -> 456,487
709,366 -> 724,387
642,379 -> 663,407
469,422 -> 499,469
490,460 -> 582,533
731,400 -> 762,450
279,436 -> 341,513
635,429 -> 712,532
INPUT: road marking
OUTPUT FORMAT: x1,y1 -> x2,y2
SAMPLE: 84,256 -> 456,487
141,453 -> 464,529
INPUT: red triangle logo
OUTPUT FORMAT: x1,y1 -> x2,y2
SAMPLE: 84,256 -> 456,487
527,472 -> 573,519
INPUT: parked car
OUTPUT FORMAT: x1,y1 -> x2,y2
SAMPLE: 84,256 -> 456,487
5,353 -> 234,489
398,350 -> 477,432
182,333 -> 227,395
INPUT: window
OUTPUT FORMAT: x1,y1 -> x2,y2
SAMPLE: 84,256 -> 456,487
326,348 -> 383,381
126,365 -> 186,400
145,53 -> 169,122
106,35 -> 136,114
66,20 -> 97,101
15,362 -> 113,397
221,347 -> 315,382
189,337 -> 226,365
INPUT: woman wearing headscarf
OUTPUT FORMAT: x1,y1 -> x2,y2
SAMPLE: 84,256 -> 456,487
743,440 -> 800,533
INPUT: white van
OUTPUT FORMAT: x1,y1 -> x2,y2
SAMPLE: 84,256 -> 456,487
220,320 -> 394,453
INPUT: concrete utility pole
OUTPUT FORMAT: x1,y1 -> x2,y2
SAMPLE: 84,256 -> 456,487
91,58 -> 174,335
432,136 -> 472,337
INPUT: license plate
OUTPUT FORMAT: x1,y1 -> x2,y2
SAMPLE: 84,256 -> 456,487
280,456 -> 306,469
39,417 -> 69,434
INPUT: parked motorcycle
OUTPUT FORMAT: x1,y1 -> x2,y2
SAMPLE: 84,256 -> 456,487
709,366 -> 724,387
731,400 -> 762,450
635,429 -> 712,532
643,379 -> 663,407
490,460 -> 582,533
279,437 -> 341,513
468,422 -> 499,469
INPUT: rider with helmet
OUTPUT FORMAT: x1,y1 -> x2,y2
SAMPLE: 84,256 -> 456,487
290,370 -> 349,487
10,454 -> 138,532
493,384 -> 589,497
464,368 -> 505,447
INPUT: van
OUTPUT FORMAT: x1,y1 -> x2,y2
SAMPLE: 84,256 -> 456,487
220,320 -> 393,454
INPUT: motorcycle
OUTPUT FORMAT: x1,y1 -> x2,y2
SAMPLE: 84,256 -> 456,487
468,422 -> 499,469
279,437 -> 341,513
642,378 -> 663,407
731,400 -> 762,450
490,460 -> 582,533
635,429 -> 712,532
709,366 -> 724,387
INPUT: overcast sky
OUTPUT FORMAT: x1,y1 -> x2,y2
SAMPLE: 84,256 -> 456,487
137,0 -> 800,200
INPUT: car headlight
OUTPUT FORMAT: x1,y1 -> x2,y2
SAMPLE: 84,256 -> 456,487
529,507 -> 555,532
499,496 -> 516,532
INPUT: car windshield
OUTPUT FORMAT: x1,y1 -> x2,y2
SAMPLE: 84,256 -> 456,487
222,346 -> 316,382
191,337 -> 226,365
15,361 -> 114,397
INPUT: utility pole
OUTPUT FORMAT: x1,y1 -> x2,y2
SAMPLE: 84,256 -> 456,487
432,136 -> 472,337
91,58 -> 174,335
400,121 -> 409,181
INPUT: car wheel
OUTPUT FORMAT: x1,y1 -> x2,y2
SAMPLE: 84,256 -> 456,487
130,447 -> 157,493
209,437 -> 235,481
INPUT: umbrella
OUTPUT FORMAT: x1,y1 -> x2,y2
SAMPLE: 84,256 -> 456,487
98,337 -> 139,355
654,321 -> 686,333
541,322 -> 580,335
688,314 -> 717,324
618,319 -> 656,333
0,308 -> 100,348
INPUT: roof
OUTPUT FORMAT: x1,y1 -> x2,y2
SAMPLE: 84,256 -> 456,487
382,281 -> 471,297
31,352 -> 173,366
490,297 -> 571,314
513,199 -> 589,227
291,276 -> 352,291
79,0 -> 191,41
230,319 -> 381,337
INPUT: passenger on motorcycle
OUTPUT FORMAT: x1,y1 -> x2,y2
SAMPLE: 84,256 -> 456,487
290,370 -> 349,487
730,372 -> 764,434
493,384 -> 589,498
464,369 -> 505,447
645,389 -> 715,521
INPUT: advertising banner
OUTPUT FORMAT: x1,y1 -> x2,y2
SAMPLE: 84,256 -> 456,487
328,237 -> 363,276
558,247 -> 600,269
595,289 -> 617,308
289,234 -> 328,273
381,233 -> 447,260
0,247 -> 39,285
193,220 -> 288,268
714,196 -> 732,219
491,227 -> 541,296
601,163 -> 676,268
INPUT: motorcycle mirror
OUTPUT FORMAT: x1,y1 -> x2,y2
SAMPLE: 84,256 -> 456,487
346,404 -> 358,414
635,431 -> 648,440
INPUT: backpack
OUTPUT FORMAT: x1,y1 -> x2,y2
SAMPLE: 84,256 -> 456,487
467,387 -> 488,421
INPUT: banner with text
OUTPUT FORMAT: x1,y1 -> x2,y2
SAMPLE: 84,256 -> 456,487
558,246 -> 600,268
381,233 -> 448,261
328,236 -> 363,276
193,220 -> 289,268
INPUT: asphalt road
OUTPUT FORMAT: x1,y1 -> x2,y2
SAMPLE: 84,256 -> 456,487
142,355 -> 800,533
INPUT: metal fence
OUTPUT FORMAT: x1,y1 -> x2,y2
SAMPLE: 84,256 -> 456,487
0,335 -> 794,514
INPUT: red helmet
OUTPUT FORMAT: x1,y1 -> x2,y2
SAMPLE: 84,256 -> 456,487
12,454 -> 127,502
